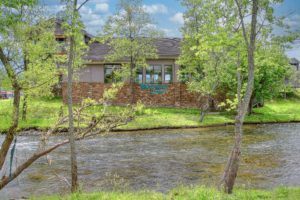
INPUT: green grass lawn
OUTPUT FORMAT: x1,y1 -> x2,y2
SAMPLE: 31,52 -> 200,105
0,96 -> 300,132
32,186 -> 300,200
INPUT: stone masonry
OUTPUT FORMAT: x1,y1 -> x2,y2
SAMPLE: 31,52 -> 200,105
62,82 -> 202,108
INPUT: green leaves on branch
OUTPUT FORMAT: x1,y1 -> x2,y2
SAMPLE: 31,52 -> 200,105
98,0 -> 163,78
178,0 -> 242,101
0,2 -> 61,98
178,0 -> 293,112
0,0 -> 38,31
60,0 -> 89,72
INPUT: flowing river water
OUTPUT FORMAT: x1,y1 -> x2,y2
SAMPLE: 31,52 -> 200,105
0,123 -> 300,199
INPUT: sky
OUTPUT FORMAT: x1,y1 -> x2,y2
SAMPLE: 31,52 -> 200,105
40,0 -> 300,60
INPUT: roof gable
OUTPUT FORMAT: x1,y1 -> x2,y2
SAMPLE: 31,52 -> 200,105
54,18 -> 181,61
87,38 -> 181,61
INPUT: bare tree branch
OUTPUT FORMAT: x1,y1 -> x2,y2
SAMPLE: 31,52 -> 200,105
234,0 -> 250,48
76,0 -> 90,11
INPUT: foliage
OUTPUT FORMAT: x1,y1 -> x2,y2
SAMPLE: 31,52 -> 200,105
253,42 -> 291,102
0,0 -> 37,29
178,0 -> 293,114
21,20 -> 61,97
218,41 -> 291,112
0,68 -> 11,90
0,0 -> 62,190
178,0 -> 245,114
60,0 -> 88,74
0,4 -> 60,97
98,0 -> 163,82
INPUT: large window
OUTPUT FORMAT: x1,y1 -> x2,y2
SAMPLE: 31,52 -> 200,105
104,64 -> 121,83
153,66 -> 162,83
103,64 -> 174,84
145,66 -> 152,83
145,65 -> 162,84
164,65 -> 173,83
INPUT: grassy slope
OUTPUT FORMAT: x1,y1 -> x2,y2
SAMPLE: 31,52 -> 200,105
0,96 -> 300,132
33,186 -> 300,200
0,97 -> 63,131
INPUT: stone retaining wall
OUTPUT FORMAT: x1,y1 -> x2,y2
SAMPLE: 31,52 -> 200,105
62,82 -> 223,108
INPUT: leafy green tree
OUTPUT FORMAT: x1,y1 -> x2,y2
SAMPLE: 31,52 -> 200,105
178,0 -> 243,121
99,0 -> 163,104
180,0 -> 287,193
21,18 -> 60,120
218,41 -> 292,114
0,0 -> 137,192
249,42 -> 291,113
221,0 -> 287,193
0,68 -> 11,90
0,0 -> 59,170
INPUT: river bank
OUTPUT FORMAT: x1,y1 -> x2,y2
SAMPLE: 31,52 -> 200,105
1,97 -> 300,133
1,123 -> 300,199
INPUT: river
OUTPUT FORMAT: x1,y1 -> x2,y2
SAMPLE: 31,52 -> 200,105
0,123 -> 299,199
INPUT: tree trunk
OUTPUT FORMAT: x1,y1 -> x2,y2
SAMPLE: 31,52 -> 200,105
199,95 -> 210,122
67,0 -> 79,192
223,118 -> 242,193
247,94 -> 255,116
130,61 -> 135,105
22,94 -> 28,121
0,88 -> 21,170
199,111 -> 206,122
0,47 -> 22,171
222,0 -> 259,193
129,34 -> 135,105
21,54 -> 28,121
68,37 -> 78,192
209,98 -> 216,111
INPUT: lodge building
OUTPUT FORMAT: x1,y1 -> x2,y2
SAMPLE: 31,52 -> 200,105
289,58 -> 300,88
55,20 -> 202,108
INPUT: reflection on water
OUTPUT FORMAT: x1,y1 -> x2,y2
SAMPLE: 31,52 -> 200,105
0,123 -> 300,199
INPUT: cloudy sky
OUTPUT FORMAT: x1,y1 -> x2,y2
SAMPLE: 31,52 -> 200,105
40,0 -> 300,59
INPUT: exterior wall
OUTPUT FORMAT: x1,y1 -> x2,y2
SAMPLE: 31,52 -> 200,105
61,59 -> 225,108
62,82 -> 202,108
63,64 -> 104,83
62,59 -> 178,84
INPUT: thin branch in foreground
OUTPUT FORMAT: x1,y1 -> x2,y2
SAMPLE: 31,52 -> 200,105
0,101 -> 135,190
77,0 -> 90,11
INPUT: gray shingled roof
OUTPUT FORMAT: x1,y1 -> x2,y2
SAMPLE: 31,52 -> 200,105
87,38 -> 181,61
290,58 -> 299,65
55,19 -> 64,35
55,19 -> 181,61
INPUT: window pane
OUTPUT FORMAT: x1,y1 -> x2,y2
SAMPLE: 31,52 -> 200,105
164,65 -> 173,83
153,65 -> 162,83
104,64 -> 121,83
104,65 -> 113,83
146,66 -> 153,83
135,68 -> 143,83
